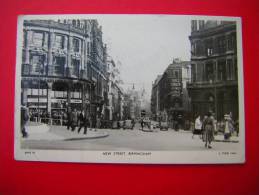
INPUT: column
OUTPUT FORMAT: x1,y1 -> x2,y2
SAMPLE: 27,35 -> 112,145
67,36 -> 73,77
226,59 -> 230,80
82,83 -> 86,112
47,82 -> 53,113
67,82 -> 72,110
43,32 -> 48,48
25,30 -> 32,64
48,31 -> 55,75
22,81 -> 29,106
214,60 -> 218,82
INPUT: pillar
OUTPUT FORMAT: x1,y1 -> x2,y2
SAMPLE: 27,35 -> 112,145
67,36 -> 73,77
214,60 -> 218,82
47,31 -> 55,75
22,81 -> 29,106
47,82 -> 53,113
67,82 -> 72,110
25,30 -> 32,64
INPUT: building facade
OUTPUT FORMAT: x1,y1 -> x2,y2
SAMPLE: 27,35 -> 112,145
151,59 -> 191,121
187,20 -> 238,120
105,57 -> 124,120
21,19 -> 108,118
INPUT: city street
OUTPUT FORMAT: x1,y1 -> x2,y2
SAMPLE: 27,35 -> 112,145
21,123 -> 240,151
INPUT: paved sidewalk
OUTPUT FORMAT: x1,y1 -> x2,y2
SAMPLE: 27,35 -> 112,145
23,124 -> 109,141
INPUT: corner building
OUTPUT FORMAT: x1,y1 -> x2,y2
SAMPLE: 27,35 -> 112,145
21,19 -> 108,116
187,20 -> 238,120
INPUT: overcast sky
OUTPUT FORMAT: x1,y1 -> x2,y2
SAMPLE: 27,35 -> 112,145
95,15 -> 191,99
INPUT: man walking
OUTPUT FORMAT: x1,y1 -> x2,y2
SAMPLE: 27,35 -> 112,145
71,108 -> 78,131
78,110 -> 87,134
21,105 -> 29,138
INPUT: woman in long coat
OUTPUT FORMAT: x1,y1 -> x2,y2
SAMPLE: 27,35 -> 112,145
203,112 -> 214,149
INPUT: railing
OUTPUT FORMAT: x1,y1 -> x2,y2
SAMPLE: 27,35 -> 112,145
30,117 -> 68,126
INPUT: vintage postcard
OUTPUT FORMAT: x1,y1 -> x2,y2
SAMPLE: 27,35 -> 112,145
14,14 -> 245,164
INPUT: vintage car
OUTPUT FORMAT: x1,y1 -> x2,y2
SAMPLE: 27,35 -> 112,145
123,119 -> 134,130
160,121 -> 169,130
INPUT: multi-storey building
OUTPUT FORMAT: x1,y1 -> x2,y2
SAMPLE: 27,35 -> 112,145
151,59 -> 191,122
106,57 -> 124,120
187,20 -> 238,120
21,19 -> 108,117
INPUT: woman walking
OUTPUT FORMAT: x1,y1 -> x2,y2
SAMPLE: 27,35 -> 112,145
203,111 -> 214,149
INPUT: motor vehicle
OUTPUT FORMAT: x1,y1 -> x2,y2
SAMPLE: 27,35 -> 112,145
123,119 -> 134,130
160,121 -> 169,130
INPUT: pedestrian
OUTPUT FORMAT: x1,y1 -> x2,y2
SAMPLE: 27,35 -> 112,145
201,115 -> 208,141
71,108 -> 78,131
192,115 -> 202,139
66,107 -> 72,130
140,118 -> 144,130
203,111 -> 214,149
91,114 -> 97,131
96,115 -> 101,129
21,105 -> 29,138
223,114 -> 232,140
78,110 -> 87,134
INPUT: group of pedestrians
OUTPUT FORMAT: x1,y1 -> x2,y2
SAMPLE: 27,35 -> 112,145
192,111 -> 238,149
66,108 -> 93,135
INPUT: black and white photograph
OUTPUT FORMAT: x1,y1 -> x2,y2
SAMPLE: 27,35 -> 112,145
15,15 -> 245,164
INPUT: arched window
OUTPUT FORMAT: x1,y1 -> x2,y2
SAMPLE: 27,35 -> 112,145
72,20 -> 76,27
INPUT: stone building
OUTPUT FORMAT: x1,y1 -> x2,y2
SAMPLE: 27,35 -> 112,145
151,59 -> 191,121
105,57 -> 124,120
187,20 -> 238,120
21,19 -> 108,118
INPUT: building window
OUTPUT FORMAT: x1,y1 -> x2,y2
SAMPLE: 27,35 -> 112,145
72,59 -> 80,77
227,33 -> 236,51
227,59 -> 234,80
87,42 -> 90,55
73,38 -> 80,52
72,20 -> 77,27
32,32 -> 44,47
55,35 -> 65,49
77,20 -> 80,28
205,39 -> 213,56
192,64 -> 196,82
217,60 -> 226,81
218,36 -> 226,54
205,62 -> 214,82
174,71 -> 179,79
53,57 -> 65,75
31,55 -> 44,74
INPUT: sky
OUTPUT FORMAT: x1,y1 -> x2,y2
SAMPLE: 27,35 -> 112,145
95,15 -> 192,100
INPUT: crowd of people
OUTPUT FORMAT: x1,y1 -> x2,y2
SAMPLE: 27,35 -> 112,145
192,111 -> 239,149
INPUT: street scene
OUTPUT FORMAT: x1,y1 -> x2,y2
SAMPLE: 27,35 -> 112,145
18,15 -> 241,152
